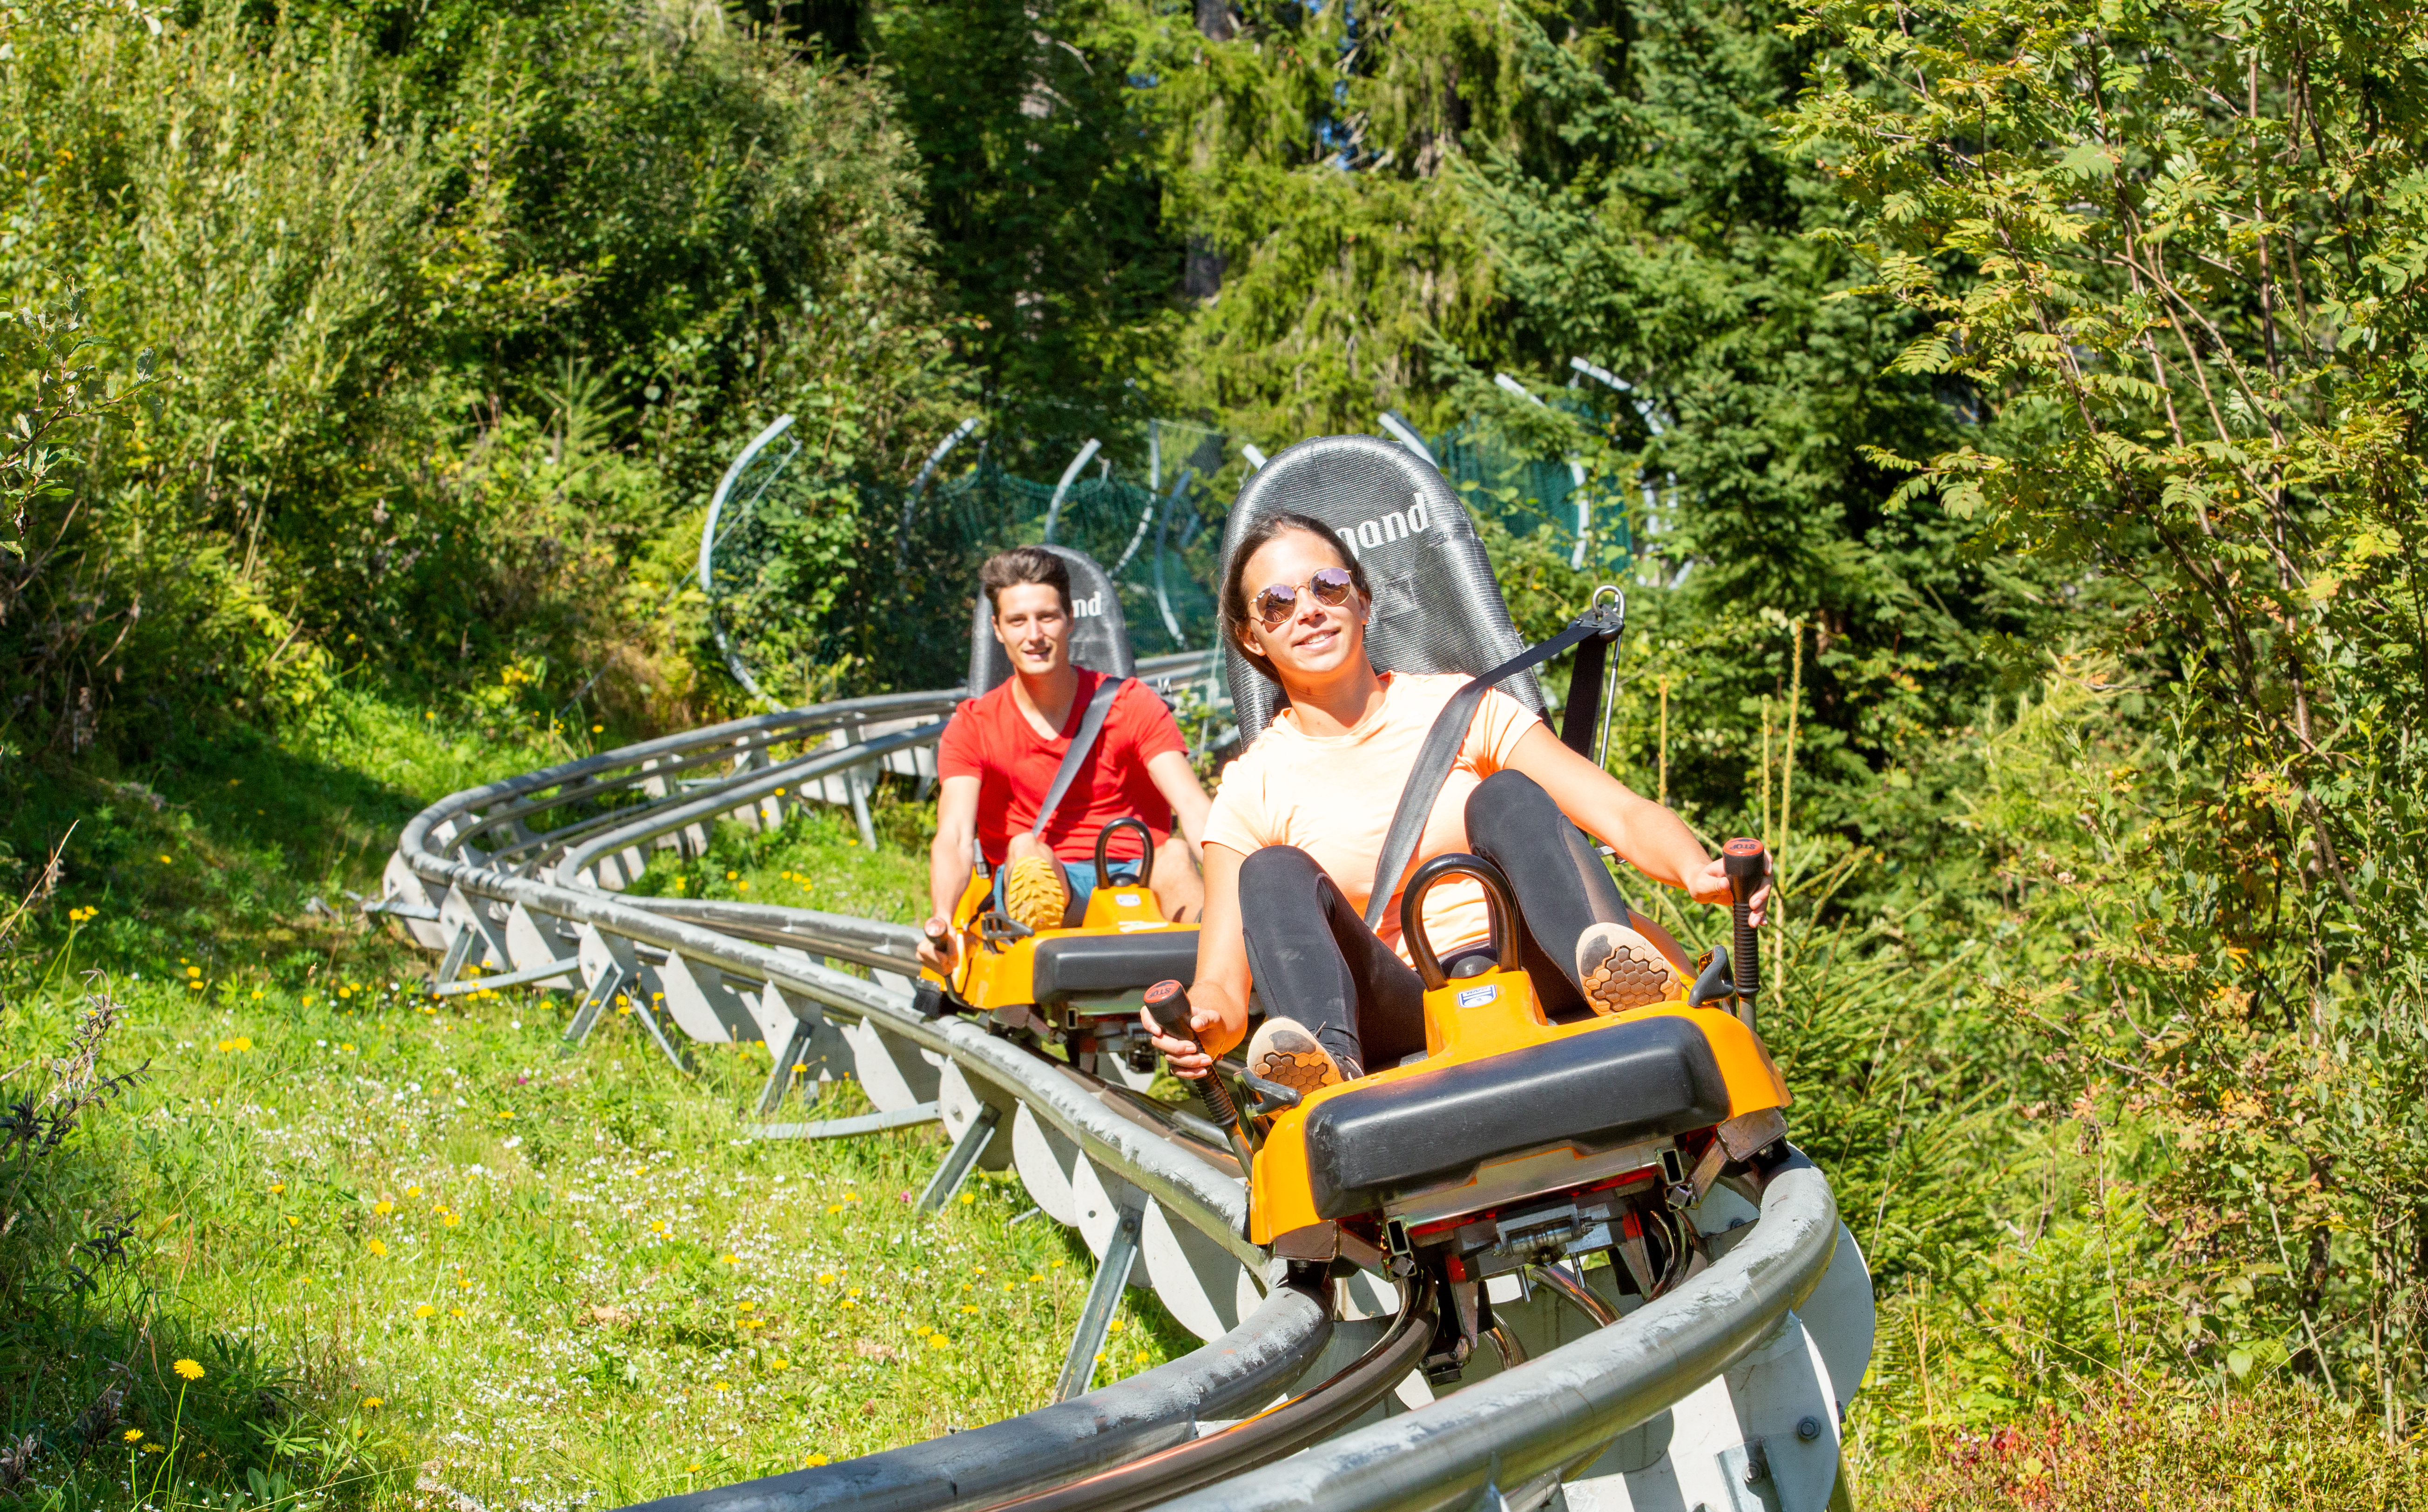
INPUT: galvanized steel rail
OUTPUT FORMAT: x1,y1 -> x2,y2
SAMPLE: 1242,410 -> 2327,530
380,664 -> 1855,1512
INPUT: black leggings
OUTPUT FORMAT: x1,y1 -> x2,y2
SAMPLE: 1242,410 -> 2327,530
1235,770 -> 1632,1074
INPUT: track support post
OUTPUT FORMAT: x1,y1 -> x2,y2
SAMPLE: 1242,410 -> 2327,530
1054,1195 -> 1144,1402
757,1019 -> 816,1115
916,1102 -> 1004,1213
434,926 -> 477,989
563,961 -> 628,1048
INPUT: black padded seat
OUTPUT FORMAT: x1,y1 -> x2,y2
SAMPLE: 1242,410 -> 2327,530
1031,930 -> 1201,1004
969,543 -> 1135,694
1301,1015 -> 1730,1221
1220,437 -> 1544,735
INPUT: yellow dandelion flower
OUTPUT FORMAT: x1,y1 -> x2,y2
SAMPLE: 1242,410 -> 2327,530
405,1185 -> 421,1197
270,1183 -> 285,1194
651,1220 -> 668,1235
158,854 -> 172,865
443,1213 -> 462,1228
710,1382 -> 729,1393
185,966 -> 201,978
414,1304 -> 436,1318
123,1430 -> 143,1443
847,1288 -> 862,1298
737,1300 -> 756,1312
929,1335 -> 950,1350
172,1359 -> 205,1381
1106,1320 -> 1124,1334
726,872 -> 738,881
1028,1274 -> 1044,1283
959,1191 -> 975,1206
361,1397 -> 383,1409
1135,1351 -> 1149,1364
769,1357 -> 790,1371
825,1203 -> 844,1215
722,1254 -> 740,1266
817,1272 -> 836,1284
366,1239 -> 387,1256
375,1201 -> 393,1215
802,1452 -> 827,1467
450,1308 -> 466,1318
286,1216 -> 298,1228
960,1305 -> 979,1314
688,1465 -> 702,1474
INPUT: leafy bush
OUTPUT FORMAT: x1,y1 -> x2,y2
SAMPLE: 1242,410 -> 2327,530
0,0 -> 966,776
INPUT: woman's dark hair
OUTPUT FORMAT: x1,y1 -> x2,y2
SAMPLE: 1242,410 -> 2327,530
1219,513 -> 1372,679
979,545 -> 1072,615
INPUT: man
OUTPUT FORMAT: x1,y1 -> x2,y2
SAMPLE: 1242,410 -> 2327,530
918,547 -> 1212,975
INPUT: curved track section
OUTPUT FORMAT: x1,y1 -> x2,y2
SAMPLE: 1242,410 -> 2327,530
378,666 -> 1871,1512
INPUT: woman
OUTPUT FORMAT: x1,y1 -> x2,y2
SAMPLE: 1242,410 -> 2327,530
1143,512 -> 1768,1094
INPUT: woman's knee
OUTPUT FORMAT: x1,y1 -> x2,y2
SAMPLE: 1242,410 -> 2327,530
1239,844 -> 1325,894
1468,768 -> 1559,836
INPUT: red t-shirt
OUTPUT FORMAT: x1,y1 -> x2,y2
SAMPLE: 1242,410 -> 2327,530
936,670 -> 1188,867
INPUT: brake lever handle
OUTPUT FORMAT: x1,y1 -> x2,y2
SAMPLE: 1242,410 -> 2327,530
1145,980 -> 1258,1166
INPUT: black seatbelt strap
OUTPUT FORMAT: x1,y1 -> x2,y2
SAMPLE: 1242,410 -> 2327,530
1556,632 -> 1610,756
1361,605 -> 1625,932
1030,675 -> 1128,839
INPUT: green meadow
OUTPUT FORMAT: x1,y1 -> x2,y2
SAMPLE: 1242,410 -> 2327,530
0,692 -> 1195,1512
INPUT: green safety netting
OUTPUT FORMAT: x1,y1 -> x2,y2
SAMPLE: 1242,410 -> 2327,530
908,453 -> 1222,655
1423,420 -> 1634,577
701,414 -> 1629,696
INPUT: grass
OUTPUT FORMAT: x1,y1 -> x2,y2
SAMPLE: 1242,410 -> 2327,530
0,688 -> 1194,1512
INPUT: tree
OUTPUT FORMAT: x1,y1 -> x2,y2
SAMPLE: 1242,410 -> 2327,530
1787,0 -> 2428,1415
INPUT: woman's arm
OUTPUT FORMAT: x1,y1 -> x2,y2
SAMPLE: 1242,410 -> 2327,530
1141,842 -> 1249,1076
1145,749 -> 1213,857
1503,724 -> 1770,923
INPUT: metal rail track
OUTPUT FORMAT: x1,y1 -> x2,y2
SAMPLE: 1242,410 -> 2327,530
380,667 -> 1866,1512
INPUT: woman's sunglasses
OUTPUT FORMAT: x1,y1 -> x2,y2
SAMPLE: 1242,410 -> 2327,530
1251,567 -> 1356,628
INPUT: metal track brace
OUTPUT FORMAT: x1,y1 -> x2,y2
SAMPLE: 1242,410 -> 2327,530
1053,1194 -> 1144,1402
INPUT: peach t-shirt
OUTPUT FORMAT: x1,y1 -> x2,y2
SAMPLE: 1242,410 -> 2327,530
1203,671 -> 1544,963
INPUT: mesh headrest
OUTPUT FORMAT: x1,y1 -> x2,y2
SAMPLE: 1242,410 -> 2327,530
967,543 -> 1136,694
1220,435 -> 1542,734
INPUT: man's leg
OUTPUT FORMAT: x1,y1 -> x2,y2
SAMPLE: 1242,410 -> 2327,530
999,830 -> 1070,929
1465,769 -> 1652,1017
1236,845 -> 1425,1077
1150,833 -> 1204,922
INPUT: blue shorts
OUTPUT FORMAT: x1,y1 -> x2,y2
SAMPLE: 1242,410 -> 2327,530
992,856 -> 1146,928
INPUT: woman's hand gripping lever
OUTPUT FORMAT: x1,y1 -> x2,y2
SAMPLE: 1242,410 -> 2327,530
1722,837 -> 1767,1031
1143,980 -> 1258,1173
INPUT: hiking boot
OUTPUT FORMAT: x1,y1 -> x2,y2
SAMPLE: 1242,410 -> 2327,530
1002,856 -> 1068,932
1575,921 -> 1685,1014
1245,1017 -> 1354,1094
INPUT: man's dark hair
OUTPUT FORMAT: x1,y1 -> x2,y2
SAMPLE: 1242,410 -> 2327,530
979,546 -> 1073,616
1219,513 -> 1371,678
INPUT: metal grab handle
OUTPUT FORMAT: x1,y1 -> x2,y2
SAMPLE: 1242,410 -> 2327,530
1094,816 -> 1157,889
1398,853 -> 1520,992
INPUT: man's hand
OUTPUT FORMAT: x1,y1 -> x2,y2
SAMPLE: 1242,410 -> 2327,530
917,916 -> 960,976
1687,854 -> 1770,926
1140,999 -> 1227,1079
